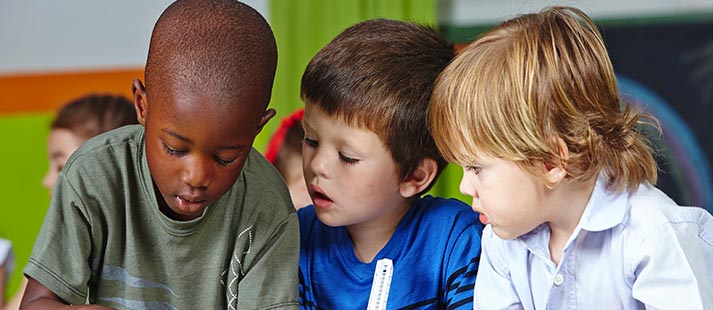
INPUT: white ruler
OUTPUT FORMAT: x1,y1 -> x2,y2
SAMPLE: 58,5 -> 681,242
366,258 -> 393,310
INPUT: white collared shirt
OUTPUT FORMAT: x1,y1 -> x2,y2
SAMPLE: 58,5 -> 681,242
474,178 -> 713,310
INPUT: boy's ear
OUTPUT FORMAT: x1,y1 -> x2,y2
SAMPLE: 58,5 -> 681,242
132,79 -> 148,126
399,157 -> 438,198
256,108 -> 277,134
543,136 -> 569,189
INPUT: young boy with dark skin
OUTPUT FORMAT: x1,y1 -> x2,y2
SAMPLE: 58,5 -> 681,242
298,19 -> 483,309
21,1 -> 299,309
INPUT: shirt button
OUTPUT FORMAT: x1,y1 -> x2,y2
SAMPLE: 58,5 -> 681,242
554,273 -> 564,286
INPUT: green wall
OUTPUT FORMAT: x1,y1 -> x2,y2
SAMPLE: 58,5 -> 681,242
0,114 -> 53,299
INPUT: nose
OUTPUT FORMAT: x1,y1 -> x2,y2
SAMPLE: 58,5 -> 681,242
307,147 -> 329,178
183,156 -> 212,189
42,170 -> 55,192
459,168 -> 478,198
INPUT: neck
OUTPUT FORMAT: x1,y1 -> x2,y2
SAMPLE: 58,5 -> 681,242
347,199 -> 412,263
546,178 -> 596,265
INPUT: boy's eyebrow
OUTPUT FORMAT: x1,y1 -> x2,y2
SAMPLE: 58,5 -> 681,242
162,128 -> 192,144
161,128 -> 244,150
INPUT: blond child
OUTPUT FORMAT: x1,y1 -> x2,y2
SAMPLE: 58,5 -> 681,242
428,6 -> 713,309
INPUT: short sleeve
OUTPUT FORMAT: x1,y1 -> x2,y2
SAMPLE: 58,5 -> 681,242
23,173 -> 95,305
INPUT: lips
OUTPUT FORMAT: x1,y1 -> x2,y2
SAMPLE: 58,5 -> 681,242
175,195 -> 208,212
309,184 -> 333,210
478,213 -> 489,225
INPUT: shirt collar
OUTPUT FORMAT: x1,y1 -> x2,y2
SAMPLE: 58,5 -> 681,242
517,174 -> 630,254
576,174 -> 629,232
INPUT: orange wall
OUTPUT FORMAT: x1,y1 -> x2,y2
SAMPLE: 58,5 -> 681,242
0,68 -> 143,115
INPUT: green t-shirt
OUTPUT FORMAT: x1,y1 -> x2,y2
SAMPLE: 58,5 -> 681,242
25,125 -> 300,309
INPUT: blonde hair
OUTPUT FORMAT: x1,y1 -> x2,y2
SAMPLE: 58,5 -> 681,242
428,6 -> 658,193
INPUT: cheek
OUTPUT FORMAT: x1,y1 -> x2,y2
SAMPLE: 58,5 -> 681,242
224,162 -> 246,185
145,145 -> 176,182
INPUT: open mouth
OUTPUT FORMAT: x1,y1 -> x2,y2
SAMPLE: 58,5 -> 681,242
309,184 -> 333,209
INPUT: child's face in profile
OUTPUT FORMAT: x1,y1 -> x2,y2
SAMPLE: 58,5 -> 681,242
459,153 -> 548,240
142,92 -> 264,221
301,103 -> 410,228
43,128 -> 85,194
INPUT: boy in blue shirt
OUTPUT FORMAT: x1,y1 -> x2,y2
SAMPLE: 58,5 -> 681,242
22,1 -> 299,309
429,6 -> 713,309
298,18 -> 483,309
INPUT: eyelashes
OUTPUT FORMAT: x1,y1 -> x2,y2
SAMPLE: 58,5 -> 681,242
466,165 -> 482,174
303,137 -> 360,165
162,143 -> 235,167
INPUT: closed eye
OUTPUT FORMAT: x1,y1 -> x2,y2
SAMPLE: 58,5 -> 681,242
163,143 -> 186,157
466,165 -> 482,174
304,137 -> 318,148
339,153 -> 359,165
214,156 -> 236,166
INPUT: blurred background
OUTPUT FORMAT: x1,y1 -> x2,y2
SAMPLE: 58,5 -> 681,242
1,0 -> 712,301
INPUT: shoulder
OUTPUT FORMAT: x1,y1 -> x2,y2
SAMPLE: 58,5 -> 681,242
58,125 -> 145,202
416,195 -> 475,215
620,184 -> 713,268
239,149 -> 293,209
406,196 -> 484,254
297,205 -> 317,223
63,125 -> 143,175
297,205 -> 321,241
227,149 -> 295,225
413,195 -> 482,230
624,184 -> 712,241
241,149 -> 289,191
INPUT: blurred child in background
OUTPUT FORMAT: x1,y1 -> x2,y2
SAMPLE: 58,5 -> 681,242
265,108 -> 311,209
42,94 -> 138,193
0,238 -> 13,309
2,93 -> 137,310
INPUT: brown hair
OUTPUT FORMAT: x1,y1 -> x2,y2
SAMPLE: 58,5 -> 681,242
51,94 -> 138,140
301,18 -> 455,188
428,6 -> 659,193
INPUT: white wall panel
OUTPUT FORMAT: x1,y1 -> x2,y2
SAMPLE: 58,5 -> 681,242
0,0 -> 269,74
439,0 -> 713,26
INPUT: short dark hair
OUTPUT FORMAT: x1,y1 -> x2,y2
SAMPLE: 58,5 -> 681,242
52,94 -> 138,140
301,18 -> 454,189
145,0 -> 277,112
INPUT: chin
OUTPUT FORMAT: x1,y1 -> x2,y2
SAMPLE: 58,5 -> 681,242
492,228 -> 519,241
314,211 -> 344,227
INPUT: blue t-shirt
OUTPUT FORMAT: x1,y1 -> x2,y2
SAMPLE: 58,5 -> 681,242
298,195 -> 483,309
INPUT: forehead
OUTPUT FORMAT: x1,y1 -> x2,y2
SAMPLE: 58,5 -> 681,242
47,128 -> 84,153
149,88 -> 264,140
304,104 -> 386,147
